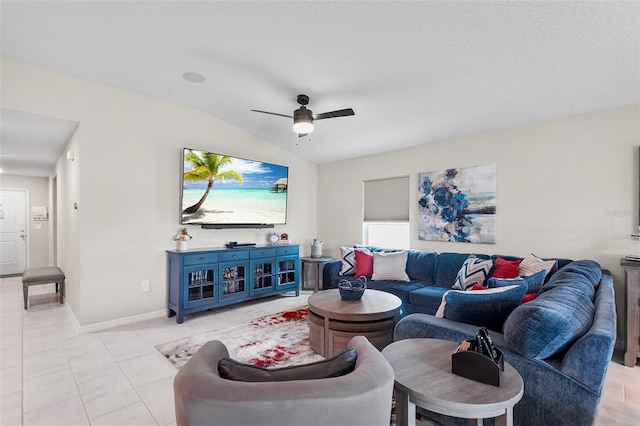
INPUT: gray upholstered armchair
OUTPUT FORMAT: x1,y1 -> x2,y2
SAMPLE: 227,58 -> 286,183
173,335 -> 395,426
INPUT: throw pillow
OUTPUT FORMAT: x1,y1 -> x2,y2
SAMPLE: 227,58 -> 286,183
338,246 -> 355,276
339,246 -> 371,276
354,249 -> 374,278
522,269 -> 547,294
518,254 -> 557,278
218,347 -> 357,382
490,257 -> 521,278
471,284 -> 488,291
435,284 -> 527,331
371,250 -> 410,282
486,269 -> 546,294
452,255 -> 493,290
486,276 -> 525,288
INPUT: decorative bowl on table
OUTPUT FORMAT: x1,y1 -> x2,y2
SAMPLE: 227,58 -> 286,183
338,276 -> 367,301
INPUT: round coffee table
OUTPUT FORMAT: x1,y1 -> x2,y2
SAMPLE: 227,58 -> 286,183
307,289 -> 401,357
382,338 -> 524,426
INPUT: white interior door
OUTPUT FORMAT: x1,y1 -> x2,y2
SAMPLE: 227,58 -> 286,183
0,189 -> 27,275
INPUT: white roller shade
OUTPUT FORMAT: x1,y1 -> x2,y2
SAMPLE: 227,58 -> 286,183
363,176 -> 409,221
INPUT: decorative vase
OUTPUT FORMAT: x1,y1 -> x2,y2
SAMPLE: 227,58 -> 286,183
177,240 -> 189,251
310,239 -> 323,258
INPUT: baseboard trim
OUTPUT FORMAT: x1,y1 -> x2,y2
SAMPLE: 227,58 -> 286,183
65,306 -> 167,334
65,304 -> 81,335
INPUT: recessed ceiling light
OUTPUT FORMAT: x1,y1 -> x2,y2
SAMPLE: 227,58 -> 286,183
182,72 -> 206,83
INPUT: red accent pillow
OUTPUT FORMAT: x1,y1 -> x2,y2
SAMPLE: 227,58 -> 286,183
354,249 -> 374,278
470,284 -> 489,291
491,257 -> 522,278
521,293 -> 537,304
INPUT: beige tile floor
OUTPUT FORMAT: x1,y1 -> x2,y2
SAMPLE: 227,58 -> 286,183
1,275 -> 639,425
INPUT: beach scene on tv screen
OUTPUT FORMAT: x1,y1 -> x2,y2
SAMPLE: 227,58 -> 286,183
182,149 -> 288,225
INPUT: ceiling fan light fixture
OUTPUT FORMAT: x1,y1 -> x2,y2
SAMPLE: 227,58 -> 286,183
293,119 -> 313,134
293,107 -> 314,134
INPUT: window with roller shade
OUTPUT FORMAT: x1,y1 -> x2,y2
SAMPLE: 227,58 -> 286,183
362,176 -> 410,248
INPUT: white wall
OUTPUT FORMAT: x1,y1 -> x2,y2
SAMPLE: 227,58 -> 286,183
1,59 -> 318,327
318,104 -> 640,340
0,174 -> 50,268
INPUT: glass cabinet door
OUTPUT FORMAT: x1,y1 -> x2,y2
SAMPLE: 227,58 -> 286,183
184,265 -> 217,306
219,262 -> 248,300
250,260 -> 275,295
276,257 -> 298,290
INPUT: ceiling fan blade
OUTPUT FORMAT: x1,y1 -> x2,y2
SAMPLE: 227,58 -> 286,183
297,133 -> 308,138
313,108 -> 355,120
251,110 -> 293,119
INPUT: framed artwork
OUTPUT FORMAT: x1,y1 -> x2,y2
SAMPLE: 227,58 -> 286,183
418,164 -> 496,243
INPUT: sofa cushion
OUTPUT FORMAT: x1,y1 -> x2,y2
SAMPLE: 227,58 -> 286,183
372,251 -> 410,282
452,255 -> 493,290
503,284 -> 596,359
367,280 -> 424,305
218,347 -> 358,382
354,249 -> 374,278
435,284 -> 527,332
405,250 -> 438,284
435,253 -> 490,287
408,285 -> 452,315
539,260 -> 601,299
463,260 -> 602,360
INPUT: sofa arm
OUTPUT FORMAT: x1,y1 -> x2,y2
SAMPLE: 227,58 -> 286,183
395,313 -> 479,343
174,341 -> 230,426
560,273 -> 616,394
174,337 -> 394,426
322,260 -> 345,290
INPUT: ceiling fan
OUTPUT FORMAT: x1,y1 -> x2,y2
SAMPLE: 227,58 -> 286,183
251,94 -> 355,138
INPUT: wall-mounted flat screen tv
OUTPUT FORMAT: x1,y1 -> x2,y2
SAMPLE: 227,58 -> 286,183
181,148 -> 288,227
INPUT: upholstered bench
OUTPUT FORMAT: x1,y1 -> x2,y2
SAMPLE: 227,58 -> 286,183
22,266 -> 65,309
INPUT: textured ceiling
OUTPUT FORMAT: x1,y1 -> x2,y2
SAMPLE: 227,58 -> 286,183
1,1 -> 639,175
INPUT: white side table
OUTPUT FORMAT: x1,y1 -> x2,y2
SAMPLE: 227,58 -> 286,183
300,256 -> 333,292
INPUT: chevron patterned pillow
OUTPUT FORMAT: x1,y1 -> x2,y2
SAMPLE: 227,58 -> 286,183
453,255 -> 493,290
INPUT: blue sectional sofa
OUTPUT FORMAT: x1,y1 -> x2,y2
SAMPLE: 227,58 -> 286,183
322,247 -> 616,426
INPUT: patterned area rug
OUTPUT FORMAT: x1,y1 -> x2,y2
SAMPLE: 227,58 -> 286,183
156,306 -> 324,369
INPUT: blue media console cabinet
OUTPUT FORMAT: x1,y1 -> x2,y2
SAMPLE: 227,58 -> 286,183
167,245 -> 300,323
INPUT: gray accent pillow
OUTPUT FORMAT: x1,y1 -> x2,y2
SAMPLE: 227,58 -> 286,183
372,250 -> 410,282
218,347 -> 357,382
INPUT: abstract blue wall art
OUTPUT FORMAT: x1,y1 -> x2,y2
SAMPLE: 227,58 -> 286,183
418,164 -> 496,243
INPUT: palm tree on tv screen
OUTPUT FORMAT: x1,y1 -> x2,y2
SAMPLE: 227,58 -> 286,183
182,150 -> 243,214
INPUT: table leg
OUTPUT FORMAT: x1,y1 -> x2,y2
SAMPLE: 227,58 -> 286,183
314,263 -> 320,292
301,261 -> 307,291
323,316 -> 330,356
625,268 -> 640,367
395,389 -> 416,426
494,407 -> 512,426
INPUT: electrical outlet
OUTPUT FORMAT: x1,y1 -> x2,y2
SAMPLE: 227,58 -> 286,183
141,280 -> 150,293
